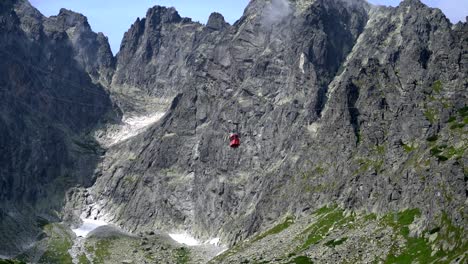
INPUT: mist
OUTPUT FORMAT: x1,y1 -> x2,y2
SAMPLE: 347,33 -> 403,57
261,0 -> 293,26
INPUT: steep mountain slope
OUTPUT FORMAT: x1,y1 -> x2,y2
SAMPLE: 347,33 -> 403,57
66,0 -> 370,240
65,0 -> 466,253
0,0 -> 466,262
0,0 -> 117,256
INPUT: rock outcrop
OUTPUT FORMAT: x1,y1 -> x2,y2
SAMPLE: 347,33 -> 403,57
111,6 -> 203,114
0,0 -> 116,255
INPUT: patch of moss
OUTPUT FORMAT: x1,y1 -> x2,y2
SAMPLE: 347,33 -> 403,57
426,135 -> 438,142
380,209 -> 421,239
401,143 -> 417,153
381,209 -> 433,264
424,109 -> 438,124
174,247 -> 190,264
430,145 -> 465,161
88,239 -> 113,264
0,260 -> 26,264
437,213 -> 466,258
211,215 -> 295,263
78,254 -> 90,264
314,166 -> 326,175
383,210 -> 467,264
364,213 -> 377,221
444,146 -> 465,159
289,256 -> 314,264
396,209 -> 421,226
430,146 -> 443,156
301,165 -> 327,180
296,207 -> 351,251
145,251 -> 157,262
38,224 -> 73,264
458,106 -> 468,117
384,236 -> 435,264
252,216 -> 295,243
96,240 -> 113,263
450,122 -> 466,130
324,237 -> 348,248
441,100 -> 453,109
432,80 -> 443,94
375,145 -> 386,155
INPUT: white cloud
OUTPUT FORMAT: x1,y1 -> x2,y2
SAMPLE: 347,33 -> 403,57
261,0 -> 292,26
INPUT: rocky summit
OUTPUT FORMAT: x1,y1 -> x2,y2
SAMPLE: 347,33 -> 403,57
0,0 -> 466,263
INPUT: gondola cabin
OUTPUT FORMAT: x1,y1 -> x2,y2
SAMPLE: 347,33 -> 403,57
229,133 -> 240,148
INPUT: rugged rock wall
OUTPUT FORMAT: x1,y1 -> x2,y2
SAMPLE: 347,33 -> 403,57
1,0 -> 466,259
0,0 -> 116,255
110,6 -> 203,114
66,0 -> 466,248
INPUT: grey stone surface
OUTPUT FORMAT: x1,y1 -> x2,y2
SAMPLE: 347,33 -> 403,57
0,0 -> 466,261
0,0 -> 116,256
69,0 -> 466,248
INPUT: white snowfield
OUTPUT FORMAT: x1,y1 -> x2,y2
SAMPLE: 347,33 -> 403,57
72,218 -> 109,237
208,237 -> 220,245
105,112 -> 166,146
169,233 -> 201,246
169,233 -> 222,247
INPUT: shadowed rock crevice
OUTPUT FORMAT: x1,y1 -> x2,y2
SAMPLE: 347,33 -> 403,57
346,81 -> 361,143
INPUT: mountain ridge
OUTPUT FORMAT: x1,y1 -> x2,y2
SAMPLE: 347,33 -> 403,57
0,0 -> 466,262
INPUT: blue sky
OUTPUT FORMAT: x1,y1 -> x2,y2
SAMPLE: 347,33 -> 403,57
30,0 -> 467,54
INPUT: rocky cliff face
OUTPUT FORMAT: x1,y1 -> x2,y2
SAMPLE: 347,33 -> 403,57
66,0 -> 466,248
0,0 -> 116,255
1,0 -> 467,262
111,6 -> 203,114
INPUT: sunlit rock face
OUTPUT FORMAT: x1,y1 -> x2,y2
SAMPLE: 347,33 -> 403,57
0,0 -> 467,260
67,0 -> 466,247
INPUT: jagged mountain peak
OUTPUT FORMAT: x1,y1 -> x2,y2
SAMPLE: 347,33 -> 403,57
12,0 -> 42,17
398,0 -> 426,8
145,5 -> 183,25
55,8 -> 91,28
207,12 -> 230,31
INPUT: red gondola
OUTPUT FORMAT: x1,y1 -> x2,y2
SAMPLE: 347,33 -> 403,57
229,133 -> 240,148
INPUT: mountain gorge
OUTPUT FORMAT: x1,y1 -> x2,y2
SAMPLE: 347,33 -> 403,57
0,0 -> 466,263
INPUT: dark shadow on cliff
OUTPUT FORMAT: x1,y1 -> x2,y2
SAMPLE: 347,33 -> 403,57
0,3 -> 118,256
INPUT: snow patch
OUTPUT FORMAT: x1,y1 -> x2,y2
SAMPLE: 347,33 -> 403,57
72,218 -> 109,237
101,112 -> 166,146
207,237 -> 220,245
299,53 -> 306,74
169,233 -> 201,246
